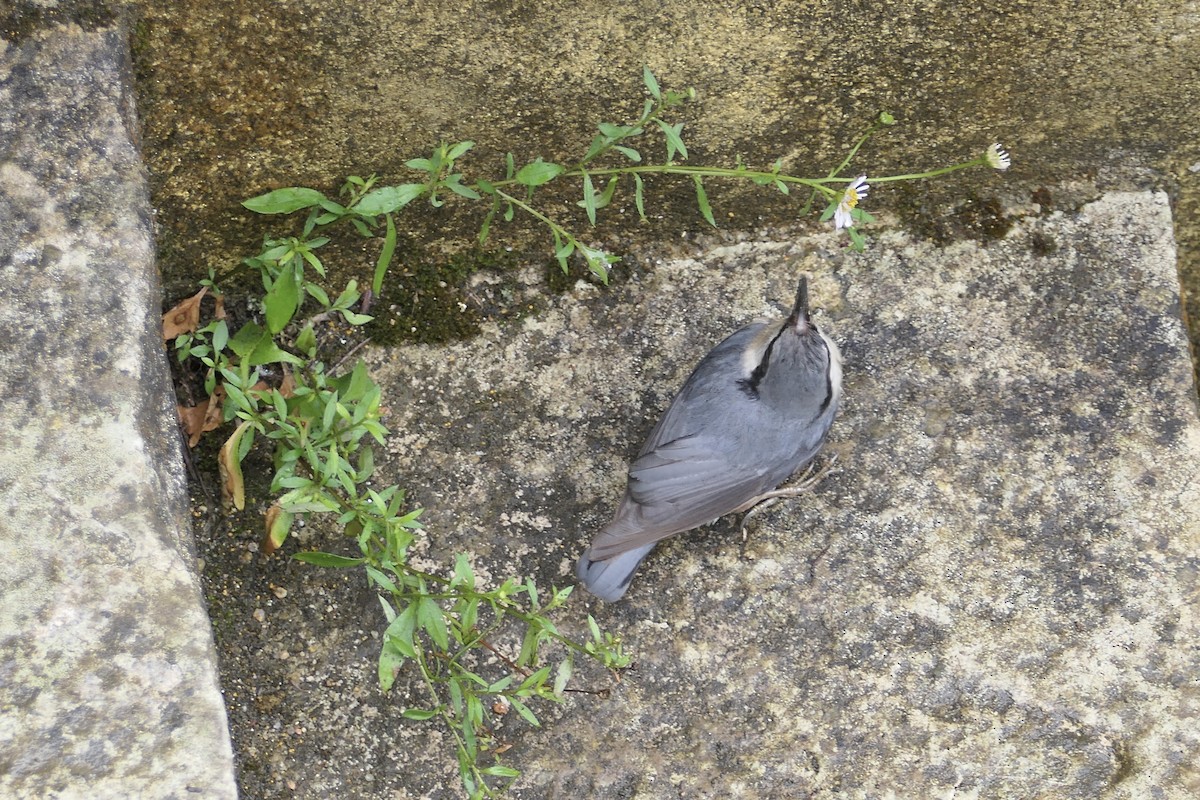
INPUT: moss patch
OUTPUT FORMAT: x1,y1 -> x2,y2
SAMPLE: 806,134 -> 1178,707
365,244 -> 528,345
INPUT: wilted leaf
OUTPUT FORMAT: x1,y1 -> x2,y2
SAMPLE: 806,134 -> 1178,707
278,366 -> 296,398
261,502 -> 294,554
218,420 -> 253,511
162,287 -> 208,340
177,385 -> 226,447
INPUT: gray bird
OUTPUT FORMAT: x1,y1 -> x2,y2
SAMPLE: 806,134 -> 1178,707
576,276 -> 842,602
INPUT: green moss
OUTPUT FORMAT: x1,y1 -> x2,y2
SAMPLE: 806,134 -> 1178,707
0,1 -> 119,43
364,244 -> 529,345
893,184 -> 1013,246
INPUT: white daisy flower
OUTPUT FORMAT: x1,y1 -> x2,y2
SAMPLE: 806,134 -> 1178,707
986,143 -> 1011,170
834,175 -> 869,230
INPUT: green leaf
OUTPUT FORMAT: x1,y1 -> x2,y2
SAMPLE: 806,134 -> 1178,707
331,360 -> 373,401
227,320 -> 302,366
598,122 -> 637,139
446,140 -> 475,160
321,390 -> 338,431
487,675 -> 515,693
378,596 -> 397,624
227,321 -> 267,359
581,171 -> 597,225
515,159 -> 565,187
452,553 -> 476,590
582,134 -> 608,163
459,597 -> 479,634
249,338 -> 303,367
518,626 -> 544,667
417,597 -> 449,650
317,198 -> 348,215
365,565 -> 399,594
305,282 -> 331,307
479,206 -> 495,245
552,231 -> 573,274
554,657 -> 573,697
509,698 -> 540,727
300,248 -> 326,277
657,120 -> 688,161
211,319 -> 229,353
633,174 -> 646,221
263,506 -> 294,553
482,765 -> 520,778
259,243 -> 292,262
402,708 -> 438,721
848,226 -> 867,251
614,145 -> 642,162
356,183 -> 425,216
518,665 -> 551,692
264,266 -> 300,333
596,176 -> 620,208
356,445 -> 375,482
642,65 -> 661,100
385,602 -> 419,659
378,643 -> 405,692
819,198 -> 837,223
693,175 -> 716,227
373,213 -> 395,298
294,322 -> 316,356
446,177 -> 482,200
243,187 -> 326,214
291,551 -> 364,568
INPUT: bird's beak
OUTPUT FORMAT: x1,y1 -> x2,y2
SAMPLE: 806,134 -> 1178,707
786,276 -> 812,332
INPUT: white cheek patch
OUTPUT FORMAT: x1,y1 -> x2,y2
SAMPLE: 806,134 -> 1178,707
822,331 -> 844,404
740,324 -> 780,379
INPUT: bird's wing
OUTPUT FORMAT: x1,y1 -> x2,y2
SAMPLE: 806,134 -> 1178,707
585,433 -> 776,559
628,433 -> 763,508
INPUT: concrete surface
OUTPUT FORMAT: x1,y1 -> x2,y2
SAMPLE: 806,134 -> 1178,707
208,189 -> 1200,798
0,0 -> 1197,798
0,13 -> 237,800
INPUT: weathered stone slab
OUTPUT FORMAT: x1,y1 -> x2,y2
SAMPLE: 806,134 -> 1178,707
348,190 -> 1196,798
0,19 -> 236,800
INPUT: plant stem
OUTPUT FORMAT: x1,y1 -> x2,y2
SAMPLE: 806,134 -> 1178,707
869,157 -> 987,183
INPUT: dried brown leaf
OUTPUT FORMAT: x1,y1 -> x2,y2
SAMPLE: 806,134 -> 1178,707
262,502 -> 294,555
162,286 -> 208,340
218,420 -> 252,511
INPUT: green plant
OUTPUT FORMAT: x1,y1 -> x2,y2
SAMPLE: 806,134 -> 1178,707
166,198 -> 628,799
168,68 -> 1010,798
243,68 -> 1010,279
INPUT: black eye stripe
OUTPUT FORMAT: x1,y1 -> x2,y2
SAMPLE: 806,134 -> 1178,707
737,323 -> 790,398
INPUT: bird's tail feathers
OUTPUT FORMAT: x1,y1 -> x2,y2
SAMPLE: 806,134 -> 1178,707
576,543 -> 655,602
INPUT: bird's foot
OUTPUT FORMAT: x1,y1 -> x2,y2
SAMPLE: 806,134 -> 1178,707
737,453 -> 839,543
